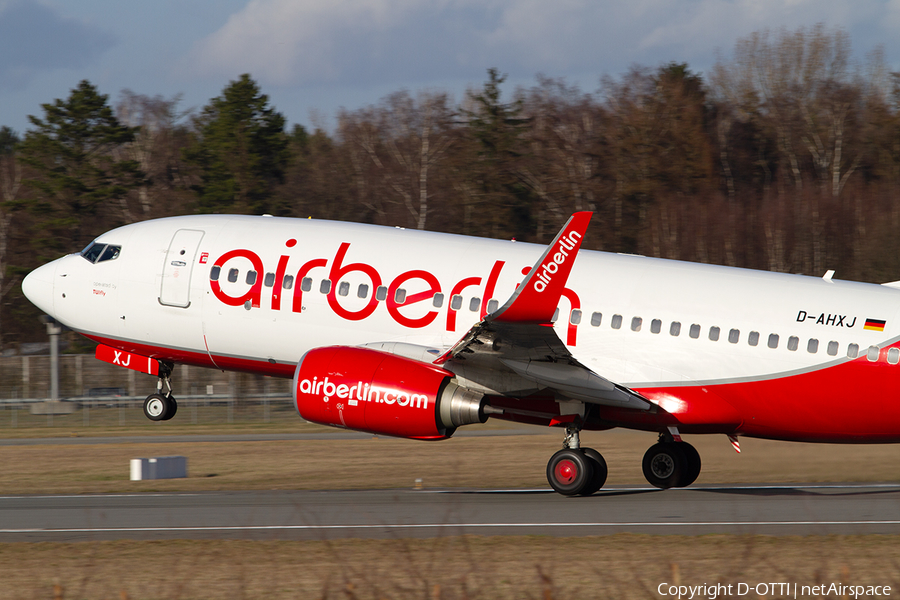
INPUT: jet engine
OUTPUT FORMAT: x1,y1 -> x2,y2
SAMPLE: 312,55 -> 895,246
293,346 -> 488,439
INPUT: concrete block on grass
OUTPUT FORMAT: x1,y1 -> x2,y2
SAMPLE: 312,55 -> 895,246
130,456 -> 187,480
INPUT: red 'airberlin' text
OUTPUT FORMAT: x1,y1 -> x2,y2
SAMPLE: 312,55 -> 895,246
208,240 -> 582,344
534,231 -> 581,293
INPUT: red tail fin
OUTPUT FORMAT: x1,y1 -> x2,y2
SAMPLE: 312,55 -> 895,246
490,212 -> 592,323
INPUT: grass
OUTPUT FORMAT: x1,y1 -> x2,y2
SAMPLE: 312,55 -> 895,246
2,535 -> 900,599
1,425 -> 900,494
0,402 -> 317,438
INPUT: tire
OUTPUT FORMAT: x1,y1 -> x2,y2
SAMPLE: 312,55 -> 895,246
162,396 -> 177,421
675,441 -> 701,487
579,447 -> 608,496
547,448 -> 594,496
642,442 -> 687,489
143,394 -> 169,421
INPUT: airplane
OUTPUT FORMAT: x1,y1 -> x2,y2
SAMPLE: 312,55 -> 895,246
20,211 -> 900,496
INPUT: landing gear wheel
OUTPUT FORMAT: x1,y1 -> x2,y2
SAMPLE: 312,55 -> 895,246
675,441 -> 701,487
547,449 -> 594,496
579,447 -> 608,496
143,394 -> 169,421
161,396 -> 177,421
642,442 -> 687,489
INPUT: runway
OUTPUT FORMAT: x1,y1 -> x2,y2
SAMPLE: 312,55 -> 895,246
2,483 -> 900,541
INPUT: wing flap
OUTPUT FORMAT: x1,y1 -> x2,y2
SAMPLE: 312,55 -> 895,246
500,358 -> 650,409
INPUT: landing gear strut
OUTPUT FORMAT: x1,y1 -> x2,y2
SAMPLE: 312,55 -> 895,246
143,361 -> 177,421
546,421 -> 608,496
641,432 -> 702,489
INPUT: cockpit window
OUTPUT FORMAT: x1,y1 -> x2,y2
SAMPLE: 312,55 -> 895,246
80,242 -> 122,264
99,245 -> 120,262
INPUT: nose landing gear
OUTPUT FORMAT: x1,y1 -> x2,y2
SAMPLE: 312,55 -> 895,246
143,361 -> 177,421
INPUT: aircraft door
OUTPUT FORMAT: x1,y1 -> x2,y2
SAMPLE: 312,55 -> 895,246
159,229 -> 205,308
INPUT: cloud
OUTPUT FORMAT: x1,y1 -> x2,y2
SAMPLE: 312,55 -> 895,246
180,0 -> 900,90
0,0 -> 116,89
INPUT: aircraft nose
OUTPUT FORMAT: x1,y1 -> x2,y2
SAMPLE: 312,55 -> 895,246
22,261 -> 56,316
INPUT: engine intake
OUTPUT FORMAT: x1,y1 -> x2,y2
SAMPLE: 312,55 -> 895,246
293,346 -> 487,439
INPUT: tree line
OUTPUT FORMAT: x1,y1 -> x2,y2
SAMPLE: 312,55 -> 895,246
2,24 -> 900,351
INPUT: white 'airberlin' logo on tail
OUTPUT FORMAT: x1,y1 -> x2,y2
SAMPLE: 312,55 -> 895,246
298,377 -> 430,409
533,230 -> 582,293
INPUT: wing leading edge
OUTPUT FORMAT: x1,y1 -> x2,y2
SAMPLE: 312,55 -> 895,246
435,212 -> 650,411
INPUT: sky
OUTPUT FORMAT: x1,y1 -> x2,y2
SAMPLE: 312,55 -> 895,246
2,0 -> 900,136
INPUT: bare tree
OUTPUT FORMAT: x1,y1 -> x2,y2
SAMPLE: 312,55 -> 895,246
711,24 -> 874,274
339,91 -> 455,230
117,90 -> 193,220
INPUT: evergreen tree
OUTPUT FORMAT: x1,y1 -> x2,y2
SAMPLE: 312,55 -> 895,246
0,126 -> 18,155
185,74 -> 291,215
461,68 -> 535,238
18,80 -> 144,250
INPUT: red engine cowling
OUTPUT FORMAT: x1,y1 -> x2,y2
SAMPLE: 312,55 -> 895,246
293,346 -> 487,439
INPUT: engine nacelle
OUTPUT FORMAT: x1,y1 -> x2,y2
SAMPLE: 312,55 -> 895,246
293,346 -> 487,439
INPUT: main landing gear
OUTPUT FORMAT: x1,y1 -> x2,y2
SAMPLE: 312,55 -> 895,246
546,422 -> 608,496
641,433 -> 701,489
545,424 -> 703,496
143,361 -> 177,422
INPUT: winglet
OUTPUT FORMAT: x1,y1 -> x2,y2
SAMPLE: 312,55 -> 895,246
490,212 -> 592,323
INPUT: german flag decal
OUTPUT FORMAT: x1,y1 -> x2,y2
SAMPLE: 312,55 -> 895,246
864,318 -> 886,332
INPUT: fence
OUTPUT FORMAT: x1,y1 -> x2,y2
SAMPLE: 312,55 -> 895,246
0,354 -> 295,428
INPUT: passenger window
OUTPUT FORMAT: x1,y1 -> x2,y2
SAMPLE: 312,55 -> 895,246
748,331 -> 759,346
552,308 -> 560,323
264,272 -> 275,287
338,281 -> 350,297
847,343 -> 859,358
591,312 -> 603,327
631,317 -> 642,332
433,293 -> 444,308
246,271 -> 257,285
728,329 -> 740,344
395,289 -> 407,304
867,346 -> 880,362
689,324 -> 700,339
787,336 -> 799,351
487,299 -> 499,313
451,295 -> 463,310
807,338 -> 818,353
469,297 -> 481,312
320,279 -> 331,294
301,278 -> 312,292
670,322 -> 681,337
650,319 -> 661,334
358,284 -> 369,298
827,341 -> 839,356
889,348 -> 900,365
228,269 -> 239,283
768,334 -> 779,349
709,326 -> 720,341
611,314 -> 623,329
570,309 -> 582,325
210,266 -> 221,281
283,275 -> 294,290
376,286 -> 388,301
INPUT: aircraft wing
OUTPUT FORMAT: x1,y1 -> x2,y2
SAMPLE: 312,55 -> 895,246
434,212 -> 651,411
